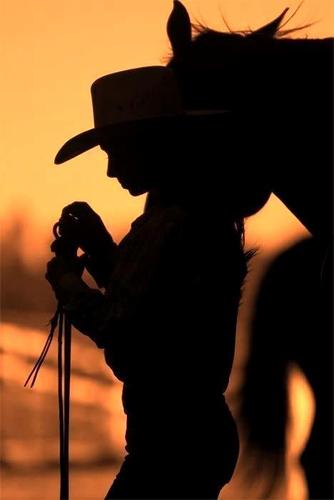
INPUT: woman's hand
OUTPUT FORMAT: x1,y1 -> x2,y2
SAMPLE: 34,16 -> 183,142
45,255 -> 85,302
59,201 -> 114,256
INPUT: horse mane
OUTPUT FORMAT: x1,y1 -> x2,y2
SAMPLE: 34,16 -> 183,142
166,5 -> 332,69
187,19 -> 326,59
191,2 -> 316,41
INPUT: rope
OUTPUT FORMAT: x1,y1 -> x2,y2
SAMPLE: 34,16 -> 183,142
62,314 -> 72,500
24,306 -> 60,389
25,305 -> 72,500
25,221 -> 76,498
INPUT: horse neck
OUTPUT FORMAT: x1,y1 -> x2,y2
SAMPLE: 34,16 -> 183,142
261,38 -> 333,239
268,38 -> 333,111
220,37 -> 334,116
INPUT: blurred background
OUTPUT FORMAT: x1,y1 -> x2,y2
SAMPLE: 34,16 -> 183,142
1,0 -> 333,498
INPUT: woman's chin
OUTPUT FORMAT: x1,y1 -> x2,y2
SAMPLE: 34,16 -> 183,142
126,185 -> 148,196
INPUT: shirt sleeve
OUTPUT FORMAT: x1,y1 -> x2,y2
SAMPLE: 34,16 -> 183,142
60,206 -> 245,388
61,207 -> 189,351
60,273 -> 111,348
81,238 -> 118,288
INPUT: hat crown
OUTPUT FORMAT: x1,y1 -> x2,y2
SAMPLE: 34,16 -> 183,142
91,66 -> 184,128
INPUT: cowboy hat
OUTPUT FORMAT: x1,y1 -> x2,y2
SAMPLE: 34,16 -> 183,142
55,66 -> 229,164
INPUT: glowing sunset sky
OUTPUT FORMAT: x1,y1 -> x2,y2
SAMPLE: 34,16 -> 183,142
1,0 -> 333,258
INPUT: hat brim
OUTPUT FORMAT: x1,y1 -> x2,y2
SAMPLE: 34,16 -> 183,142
54,111 -> 230,165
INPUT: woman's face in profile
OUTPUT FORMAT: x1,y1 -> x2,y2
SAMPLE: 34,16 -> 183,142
99,121 -> 195,197
100,134 -> 163,196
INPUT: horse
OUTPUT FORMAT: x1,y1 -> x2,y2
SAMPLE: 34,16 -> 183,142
166,0 -> 333,239
165,1 -> 333,498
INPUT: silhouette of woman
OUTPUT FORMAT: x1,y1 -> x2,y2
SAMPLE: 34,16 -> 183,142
45,66 -> 264,499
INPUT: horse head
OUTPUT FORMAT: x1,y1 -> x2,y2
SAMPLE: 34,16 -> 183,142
167,1 -> 294,111
166,1 -> 333,237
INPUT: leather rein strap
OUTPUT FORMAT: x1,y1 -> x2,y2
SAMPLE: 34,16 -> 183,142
25,305 -> 72,500
58,308 -> 72,500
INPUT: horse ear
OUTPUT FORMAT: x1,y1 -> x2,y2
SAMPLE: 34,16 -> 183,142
250,8 -> 289,37
167,0 -> 192,57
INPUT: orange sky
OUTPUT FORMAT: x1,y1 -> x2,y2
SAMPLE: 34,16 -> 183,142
1,0 -> 333,260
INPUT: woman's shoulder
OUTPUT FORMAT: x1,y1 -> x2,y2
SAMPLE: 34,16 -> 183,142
126,204 -> 193,244
133,204 -> 190,228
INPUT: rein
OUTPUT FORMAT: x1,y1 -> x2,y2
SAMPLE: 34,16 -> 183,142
57,308 -> 72,500
24,305 -> 72,500
25,224 -> 73,500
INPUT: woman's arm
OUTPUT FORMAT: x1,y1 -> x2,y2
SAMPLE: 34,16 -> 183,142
58,201 -> 119,287
81,240 -> 118,288
45,256 -> 117,348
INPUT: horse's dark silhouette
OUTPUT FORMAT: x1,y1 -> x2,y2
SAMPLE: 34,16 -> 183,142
167,0 -> 333,239
166,2 -> 333,498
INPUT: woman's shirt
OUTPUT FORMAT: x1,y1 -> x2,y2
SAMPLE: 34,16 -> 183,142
63,204 -> 247,454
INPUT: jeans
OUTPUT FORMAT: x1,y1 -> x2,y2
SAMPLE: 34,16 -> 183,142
105,423 -> 239,500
